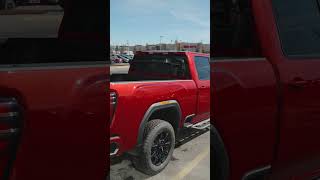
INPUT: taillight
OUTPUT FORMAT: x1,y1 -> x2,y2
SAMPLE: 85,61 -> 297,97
0,97 -> 21,179
110,92 -> 117,124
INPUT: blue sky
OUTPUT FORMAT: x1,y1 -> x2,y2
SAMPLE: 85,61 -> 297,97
110,0 -> 210,46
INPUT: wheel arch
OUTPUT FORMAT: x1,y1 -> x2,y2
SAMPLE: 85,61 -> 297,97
136,100 -> 182,146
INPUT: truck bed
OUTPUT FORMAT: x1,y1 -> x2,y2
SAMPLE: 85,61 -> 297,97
110,79 -> 198,152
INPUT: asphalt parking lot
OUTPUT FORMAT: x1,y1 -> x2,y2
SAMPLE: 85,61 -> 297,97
110,129 -> 210,180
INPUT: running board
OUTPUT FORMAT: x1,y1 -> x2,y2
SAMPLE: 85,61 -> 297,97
183,119 -> 210,130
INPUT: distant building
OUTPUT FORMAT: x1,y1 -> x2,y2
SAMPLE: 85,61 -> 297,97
111,41 -> 210,54
202,44 -> 210,53
134,45 -> 146,51
177,42 -> 198,52
175,42 -> 209,53
146,44 -> 158,51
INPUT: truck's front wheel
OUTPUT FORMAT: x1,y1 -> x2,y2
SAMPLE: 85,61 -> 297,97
133,119 -> 175,175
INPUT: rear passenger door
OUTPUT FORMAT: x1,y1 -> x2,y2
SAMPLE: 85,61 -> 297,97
193,56 -> 210,123
270,0 -> 320,179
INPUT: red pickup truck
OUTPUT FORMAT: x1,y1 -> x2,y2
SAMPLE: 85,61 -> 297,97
212,0 -> 320,180
110,51 -> 210,175
0,1 -> 108,179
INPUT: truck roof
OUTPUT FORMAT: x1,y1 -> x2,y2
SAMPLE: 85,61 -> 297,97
135,51 -> 209,56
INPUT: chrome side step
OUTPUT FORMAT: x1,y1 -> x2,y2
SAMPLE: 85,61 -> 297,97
183,122 -> 193,128
110,142 -> 119,157
192,119 -> 210,130
183,119 -> 210,130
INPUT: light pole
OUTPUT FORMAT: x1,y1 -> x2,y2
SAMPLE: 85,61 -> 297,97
160,36 -> 163,50
127,40 -> 129,54
200,40 -> 203,53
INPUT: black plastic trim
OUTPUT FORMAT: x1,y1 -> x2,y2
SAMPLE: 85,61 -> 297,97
136,101 -> 182,146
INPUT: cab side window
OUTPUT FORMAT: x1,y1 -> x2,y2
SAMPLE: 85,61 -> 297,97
0,1 -> 107,65
194,56 -> 210,80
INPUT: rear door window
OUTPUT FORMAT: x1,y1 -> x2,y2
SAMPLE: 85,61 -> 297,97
272,0 -> 320,57
194,56 -> 210,80
212,0 -> 263,59
0,1 -> 107,66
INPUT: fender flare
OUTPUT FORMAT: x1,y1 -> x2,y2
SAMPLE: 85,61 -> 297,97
136,100 -> 182,146
211,124 -> 230,180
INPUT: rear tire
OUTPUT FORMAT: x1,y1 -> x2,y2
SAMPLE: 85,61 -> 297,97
133,119 -> 175,175
212,126 -> 229,180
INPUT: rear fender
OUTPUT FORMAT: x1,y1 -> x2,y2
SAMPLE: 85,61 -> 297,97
136,100 -> 182,146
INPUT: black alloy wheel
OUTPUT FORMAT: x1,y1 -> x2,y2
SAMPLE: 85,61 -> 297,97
151,131 -> 172,166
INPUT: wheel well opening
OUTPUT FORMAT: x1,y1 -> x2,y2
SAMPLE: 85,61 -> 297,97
148,107 -> 180,133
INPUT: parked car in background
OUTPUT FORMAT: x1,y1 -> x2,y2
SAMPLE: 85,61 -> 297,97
126,54 -> 134,59
111,54 -> 123,63
212,0 -> 320,180
118,54 -> 130,63
121,54 -> 134,60
110,54 -> 131,63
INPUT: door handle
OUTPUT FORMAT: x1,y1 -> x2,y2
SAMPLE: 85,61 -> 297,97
288,78 -> 309,89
